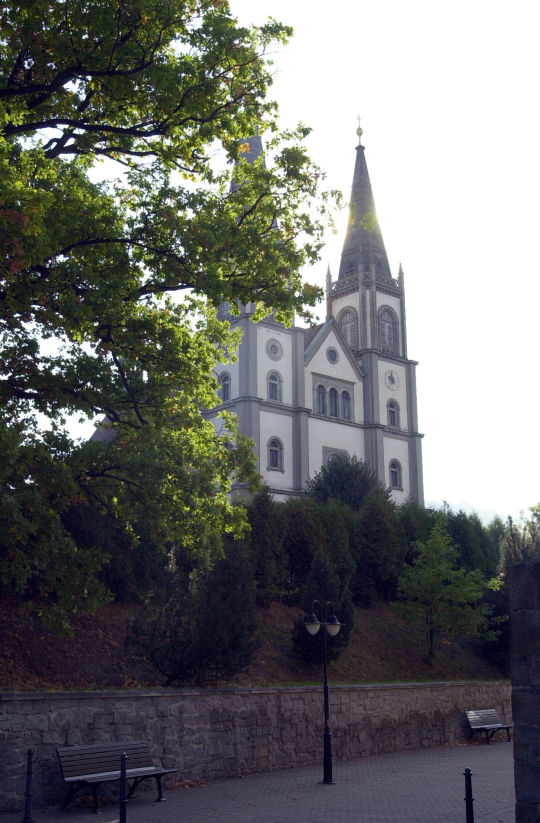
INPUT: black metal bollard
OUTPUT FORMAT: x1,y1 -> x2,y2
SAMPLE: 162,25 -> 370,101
464,767 -> 474,823
20,748 -> 34,823
119,752 -> 128,823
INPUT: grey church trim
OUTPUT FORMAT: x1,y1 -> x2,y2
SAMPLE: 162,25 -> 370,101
292,410 -> 309,491
237,315 -> 257,398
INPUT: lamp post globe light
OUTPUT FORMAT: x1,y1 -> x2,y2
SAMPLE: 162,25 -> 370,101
304,600 -> 341,784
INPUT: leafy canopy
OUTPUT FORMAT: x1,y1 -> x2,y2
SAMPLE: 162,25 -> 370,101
306,454 -> 388,511
395,518 -> 489,662
0,0 -> 337,625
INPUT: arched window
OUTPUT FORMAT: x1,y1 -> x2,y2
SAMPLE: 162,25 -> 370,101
379,308 -> 398,354
387,400 -> 400,428
268,438 -> 283,471
316,385 -> 326,415
389,459 -> 402,490
329,388 -> 338,417
219,372 -> 231,402
338,307 -> 358,349
341,391 -> 351,420
267,371 -> 282,402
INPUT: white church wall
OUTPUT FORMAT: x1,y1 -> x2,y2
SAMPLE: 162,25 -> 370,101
383,435 -> 410,503
256,325 -> 293,406
307,330 -> 357,381
376,291 -> 401,315
377,361 -> 408,430
259,409 -> 294,490
307,417 -> 365,480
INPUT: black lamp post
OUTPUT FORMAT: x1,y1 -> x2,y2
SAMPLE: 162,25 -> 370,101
304,600 -> 341,784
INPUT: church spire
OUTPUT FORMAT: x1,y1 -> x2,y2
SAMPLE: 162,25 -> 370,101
338,126 -> 391,280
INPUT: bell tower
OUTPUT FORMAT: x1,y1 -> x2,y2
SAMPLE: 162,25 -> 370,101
330,126 -> 424,504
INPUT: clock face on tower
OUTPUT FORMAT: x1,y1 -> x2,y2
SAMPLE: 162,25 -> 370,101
385,370 -> 400,391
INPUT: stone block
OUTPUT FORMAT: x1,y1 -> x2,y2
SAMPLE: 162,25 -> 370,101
514,689 -> 540,725
513,655 -> 532,687
511,560 -> 540,611
8,716 -> 25,733
515,723 -> 540,765
512,610 -> 540,656
516,801 -> 540,823
515,761 -> 540,804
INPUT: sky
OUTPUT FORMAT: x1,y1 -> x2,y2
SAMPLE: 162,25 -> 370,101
226,0 -> 540,523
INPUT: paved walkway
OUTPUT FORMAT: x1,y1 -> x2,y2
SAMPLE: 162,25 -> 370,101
2,741 -> 514,823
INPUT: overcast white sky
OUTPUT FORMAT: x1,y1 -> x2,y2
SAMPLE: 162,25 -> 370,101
227,0 -> 540,523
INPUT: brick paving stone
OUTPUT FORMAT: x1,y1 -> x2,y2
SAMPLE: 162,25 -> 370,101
0,741 -> 514,823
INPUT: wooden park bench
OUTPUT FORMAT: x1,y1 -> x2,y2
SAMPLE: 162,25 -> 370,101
465,709 -> 513,744
57,740 -> 177,813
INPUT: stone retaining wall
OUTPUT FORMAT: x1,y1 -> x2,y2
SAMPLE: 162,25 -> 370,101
0,681 -> 511,812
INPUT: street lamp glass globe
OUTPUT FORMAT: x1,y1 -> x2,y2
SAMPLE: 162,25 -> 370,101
325,615 -> 341,636
305,614 -> 321,635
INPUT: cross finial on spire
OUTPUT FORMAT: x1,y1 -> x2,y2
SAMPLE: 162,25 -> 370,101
356,115 -> 363,145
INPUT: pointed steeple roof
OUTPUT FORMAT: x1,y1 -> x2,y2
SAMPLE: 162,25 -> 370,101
338,126 -> 391,280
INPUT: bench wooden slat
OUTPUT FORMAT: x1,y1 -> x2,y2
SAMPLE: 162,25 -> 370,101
63,766 -> 163,783
57,741 -> 153,777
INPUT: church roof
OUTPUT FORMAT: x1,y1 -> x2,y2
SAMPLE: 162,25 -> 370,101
303,323 -> 324,351
304,317 -> 364,381
338,127 -> 392,280
238,134 -> 264,165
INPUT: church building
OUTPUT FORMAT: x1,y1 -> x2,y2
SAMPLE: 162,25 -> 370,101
212,127 -> 424,505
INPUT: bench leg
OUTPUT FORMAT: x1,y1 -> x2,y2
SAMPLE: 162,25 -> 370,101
154,775 -> 166,803
127,778 -> 139,800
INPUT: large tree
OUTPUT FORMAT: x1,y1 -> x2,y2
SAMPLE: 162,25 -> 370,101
0,1 -> 335,625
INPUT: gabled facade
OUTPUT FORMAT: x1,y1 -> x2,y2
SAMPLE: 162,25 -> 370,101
211,128 -> 424,505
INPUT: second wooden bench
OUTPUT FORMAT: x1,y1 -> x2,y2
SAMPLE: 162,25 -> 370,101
465,709 -> 513,744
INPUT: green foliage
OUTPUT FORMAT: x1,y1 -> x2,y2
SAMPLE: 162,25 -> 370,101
351,487 -> 402,604
62,502 -> 169,603
247,485 -> 286,607
478,507 -> 540,674
0,0 -> 338,625
132,540 -> 259,686
282,498 -> 325,603
0,424 -> 108,629
445,509 -> 499,578
396,500 -> 435,563
291,549 -> 354,665
498,511 -> 540,577
395,518 -> 490,662
306,454 -> 387,511
318,500 -> 356,601
478,580 -> 510,674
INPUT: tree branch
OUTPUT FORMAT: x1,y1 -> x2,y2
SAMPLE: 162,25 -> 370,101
111,351 -> 147,425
